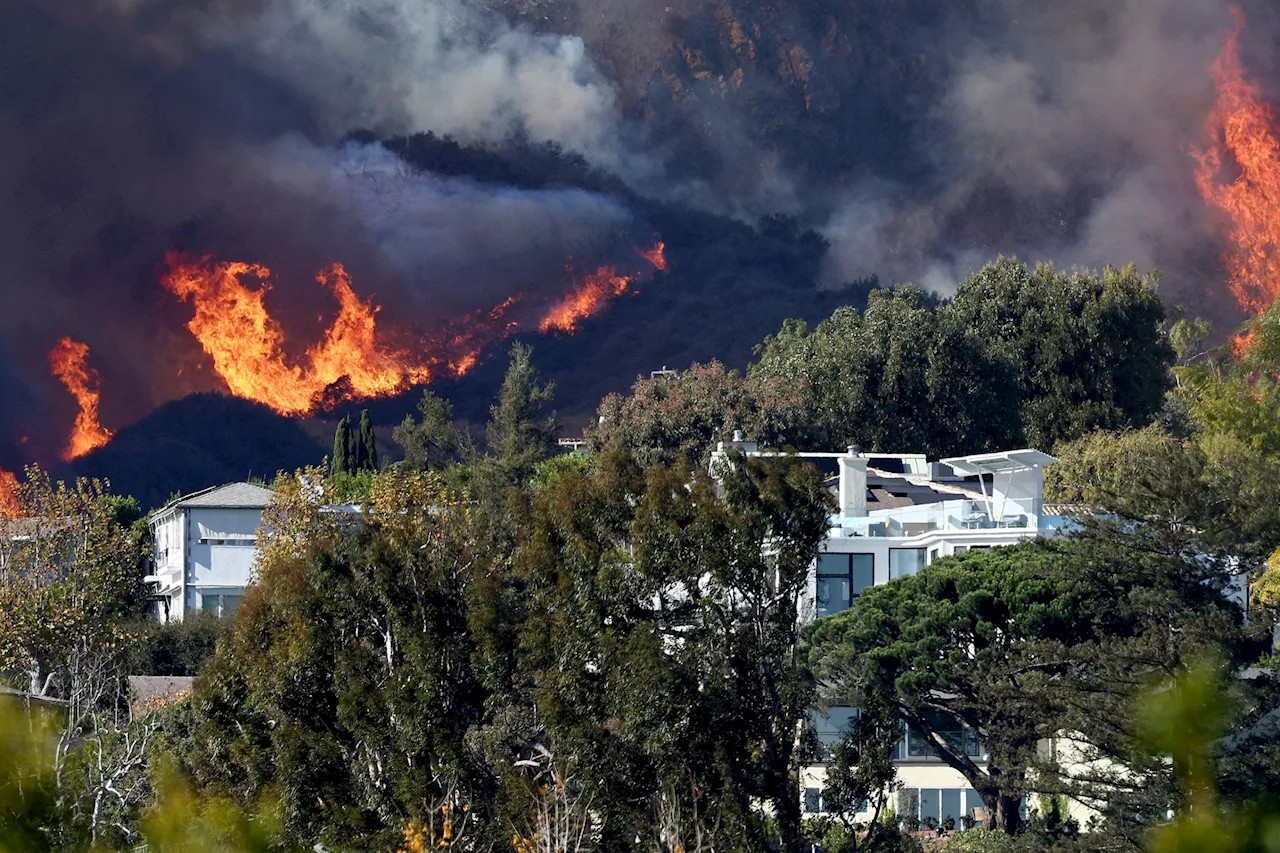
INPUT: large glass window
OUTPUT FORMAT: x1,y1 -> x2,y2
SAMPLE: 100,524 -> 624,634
889,548 -> 926,579
816,553 -> 874,617
901,711 -> 983,760
899,788 -> 984,829
199,592 -> 244,618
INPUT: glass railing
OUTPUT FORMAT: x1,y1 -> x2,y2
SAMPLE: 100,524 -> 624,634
829,500 -> 1038,537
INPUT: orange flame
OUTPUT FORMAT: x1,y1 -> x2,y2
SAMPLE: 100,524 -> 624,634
539,266 -> 635,334
160,252 -> 435,416
636,240 -> 668,272
538,242 -> 667,334
156,238 -> 666,417
0,468 -> 18,517
49,337 -> 113,461
1192,7 -> 1280,318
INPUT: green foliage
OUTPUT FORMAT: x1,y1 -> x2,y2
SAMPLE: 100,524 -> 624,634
331,416 -> 353,476
753,260 -> 1172,456
187,469 -> 492,848
515,450 -> 834,851
806,538 -> 1248,837
392,389 -> 466,471
947,260 -> 1172,450
590,360 -> 807,465
0,703 -> 59,853
943,829 -> 1020,853
486,343 -> 559,480
0,470 -> 148,697
1139,659 -> 1280,853
1047,426 -> 1280,564
0,700 -> 293,853
357,410 -> 378,472
121,613 -> 230,677
323,469 -> 375,504
525,451 -> 591,494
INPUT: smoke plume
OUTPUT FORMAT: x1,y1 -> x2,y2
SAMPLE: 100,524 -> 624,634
1,0 -> 1279,468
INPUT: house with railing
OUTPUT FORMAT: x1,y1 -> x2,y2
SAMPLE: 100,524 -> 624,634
145,482 -> 274,622
710,437 -> 1065,830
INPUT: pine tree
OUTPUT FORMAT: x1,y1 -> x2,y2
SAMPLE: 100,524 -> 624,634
359,410 -> 379,472
332,416 -> 352,475
485,343 -> 559,485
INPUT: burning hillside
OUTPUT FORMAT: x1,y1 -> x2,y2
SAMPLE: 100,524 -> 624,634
48,338 -> 112,461
1193,7 -> 1280,321
152,242 -> 665,419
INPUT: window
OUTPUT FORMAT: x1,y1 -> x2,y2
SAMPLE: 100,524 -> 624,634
954,545 -> 969,555
900,711 -> 983,760
898,788 -> 984,829
804,788 -> 822,814
816,553 -> 874,617
928,548 -> 940,563
889,548 -> 926,579
199,592 -> 243,618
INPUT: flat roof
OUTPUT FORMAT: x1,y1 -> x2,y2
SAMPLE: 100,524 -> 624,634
940,449 -> 1058,475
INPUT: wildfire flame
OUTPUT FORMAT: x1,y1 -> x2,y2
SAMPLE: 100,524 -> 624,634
0,468 -> 18,517
1193,7 -> 1280,319
539,266 -> 635,334
160,252 -> 439,416
636,239 -> 668,272
538,242 -> 668,335
49,337 -> 113,461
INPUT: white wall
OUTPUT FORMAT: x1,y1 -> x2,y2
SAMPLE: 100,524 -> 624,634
189,507 -> 263,541
149,504 -> 264,622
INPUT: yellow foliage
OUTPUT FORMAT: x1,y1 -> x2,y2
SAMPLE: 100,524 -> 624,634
1252,546 -> 1280,610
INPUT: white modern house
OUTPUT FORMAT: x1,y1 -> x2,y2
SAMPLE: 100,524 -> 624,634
710,437 -> 1065,830
145,483 -> 274,622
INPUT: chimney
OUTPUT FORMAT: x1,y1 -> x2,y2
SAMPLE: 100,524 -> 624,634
838,445 -> 868,518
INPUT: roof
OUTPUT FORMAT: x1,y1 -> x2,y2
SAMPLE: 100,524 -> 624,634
159,482 -> 274,514
827,468 -> 988,509
940,449 -> 1058,475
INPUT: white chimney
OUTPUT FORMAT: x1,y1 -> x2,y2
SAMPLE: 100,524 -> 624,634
838,445 -> 868,518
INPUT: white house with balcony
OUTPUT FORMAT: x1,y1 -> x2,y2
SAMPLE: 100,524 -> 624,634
146,482 -> 273,622
809,444 -> 1062,829
710,438 -> 1066,829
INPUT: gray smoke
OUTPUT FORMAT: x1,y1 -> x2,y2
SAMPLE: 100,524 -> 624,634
819,0 -> 1249,311
0,0 -> 639,460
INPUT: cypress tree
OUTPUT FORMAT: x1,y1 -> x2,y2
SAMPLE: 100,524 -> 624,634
359,409 -> 379,472
332,416 -> 352,475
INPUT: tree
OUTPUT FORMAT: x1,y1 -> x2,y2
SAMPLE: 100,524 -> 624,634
514,450 -> 834,851
805,540 -> 1248,837
590,361 -> 807,467
186,467 -> 494,849
479,343 -> 559,495
358,409 -> 379,472
1046,426 -> 1280,565
393,389 -> 466,471
0,470 -> 145,700
331,416 -> 353,475
813,691 -> 902,851
751,260 -> 1173,456
947,259 -> 1173,449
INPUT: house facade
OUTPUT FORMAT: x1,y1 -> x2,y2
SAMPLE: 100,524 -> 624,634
710,439 -> 1066,829
145,482 -> 274,622
801,445 -> 1065,828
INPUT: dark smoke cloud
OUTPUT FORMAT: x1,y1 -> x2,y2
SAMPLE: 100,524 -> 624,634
820,0 -> 1265,311
0,0 -> 638,461
2,0 -> 1278,467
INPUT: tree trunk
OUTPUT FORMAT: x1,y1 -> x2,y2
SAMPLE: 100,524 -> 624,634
995,793 -> 1022,834
770,767 -> 804,853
